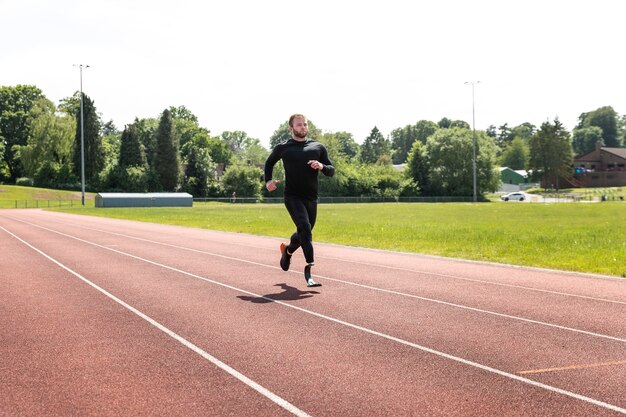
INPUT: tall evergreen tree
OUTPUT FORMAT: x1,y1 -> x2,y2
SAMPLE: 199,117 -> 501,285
118,124 -> 147,169
155,109 -> 181,191
360,126 -> 390,164
405,140 -> 430,194
72,92 -> 103,184
528,119 -> 573,189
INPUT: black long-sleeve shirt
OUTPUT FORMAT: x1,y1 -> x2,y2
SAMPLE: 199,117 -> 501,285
264,138 -> 335,200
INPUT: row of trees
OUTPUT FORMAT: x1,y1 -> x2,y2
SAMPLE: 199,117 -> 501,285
1,84 -> 625,198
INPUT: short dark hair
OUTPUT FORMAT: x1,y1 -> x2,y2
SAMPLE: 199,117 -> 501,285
288,114 -> 307,127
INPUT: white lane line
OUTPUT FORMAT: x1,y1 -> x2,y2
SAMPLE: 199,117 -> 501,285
311,274 -> 626,344
0,225 -> 311,417
4,222 -> 626,415
21,218 -> 626,344
322,255 -> 626,306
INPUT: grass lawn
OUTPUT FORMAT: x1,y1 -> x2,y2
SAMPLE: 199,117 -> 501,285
48,201 -> 626,278
0,185 -> 94,208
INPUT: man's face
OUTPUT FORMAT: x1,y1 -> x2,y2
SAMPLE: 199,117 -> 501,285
290,117 -> 308,139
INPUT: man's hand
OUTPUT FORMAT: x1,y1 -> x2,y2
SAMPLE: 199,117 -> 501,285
308,160 -> 324,170
266,179 -> 280,192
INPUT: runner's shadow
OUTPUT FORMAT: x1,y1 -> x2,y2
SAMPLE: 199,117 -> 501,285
237,283 -> 320,304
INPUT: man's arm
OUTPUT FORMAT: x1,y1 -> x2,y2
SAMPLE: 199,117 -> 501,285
318,146 -> 335,177
264,145 -> 283,192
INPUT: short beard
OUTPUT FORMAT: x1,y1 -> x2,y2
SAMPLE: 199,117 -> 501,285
293,130 -> 307,139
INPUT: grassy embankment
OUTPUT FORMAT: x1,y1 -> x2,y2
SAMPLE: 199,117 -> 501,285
0,185 -> 95,208
2,185 -> 624,277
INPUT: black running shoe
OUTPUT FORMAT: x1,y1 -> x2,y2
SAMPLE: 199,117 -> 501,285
279,242 -> 291,271
304,263 -> 321,287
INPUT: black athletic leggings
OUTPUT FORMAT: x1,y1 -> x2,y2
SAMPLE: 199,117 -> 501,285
283,196 -> 317,264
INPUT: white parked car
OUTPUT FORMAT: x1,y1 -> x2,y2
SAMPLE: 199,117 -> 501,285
501,192 -> 526,201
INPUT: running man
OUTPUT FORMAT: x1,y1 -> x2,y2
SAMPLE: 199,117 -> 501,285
264,114 -> 335,287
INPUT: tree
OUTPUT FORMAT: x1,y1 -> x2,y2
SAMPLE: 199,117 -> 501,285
182,144 -> 215,197
99,130 -> 122,189
0,85 -> 45,182
168,105 -> 198,123
239,138 -> 269,166
528,119 -> 573,189
619,115 -> 626,146
0,138 -> 5,179
172,116 -> 210,150
437,118 -> 452,129
405,140 -> 429,194
510,123 -> 536,141
101,120 -> 119,136
118,123 -> 147,169
131,117 -> 159,191
14,98 -> 75,184
206,136 -> 233,167
449,120 -> 470,129
221,164 -> 263,197
69,92 -> 104,185
221,130 -> 249,154
390,125 -> 414,164
390,120 -> 438,164
360,126 -> 390,164
221,130 -> 267,165
577,106 -> 621,147
269,122 -> 292,149
180,129 -> 232,169
572,126 -> 603,156
335,132 -> 359,159
495,123 -> 512,151
499,137 -> 529,170
155,109 -> 181,191
119,166 -> 149,192
426,127 -> 499,196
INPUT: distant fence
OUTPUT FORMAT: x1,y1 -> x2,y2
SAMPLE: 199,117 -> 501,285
10,193 -> 624,209
0,196 -> 475,209
540,191 -> 625,202
0,200 -> 83,209
194,196 -> 475,204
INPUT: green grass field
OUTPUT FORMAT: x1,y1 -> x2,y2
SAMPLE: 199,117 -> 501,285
2,185 -> 624,277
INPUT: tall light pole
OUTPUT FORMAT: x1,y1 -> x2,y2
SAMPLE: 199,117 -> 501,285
74,64 -> 89,206
464,81 -> 480,202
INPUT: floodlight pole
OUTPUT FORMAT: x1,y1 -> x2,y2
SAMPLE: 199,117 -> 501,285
74,64 -> 89,206
465,81 -> 480,202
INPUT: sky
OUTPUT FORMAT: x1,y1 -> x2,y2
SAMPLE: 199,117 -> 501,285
2,0 -> 624,147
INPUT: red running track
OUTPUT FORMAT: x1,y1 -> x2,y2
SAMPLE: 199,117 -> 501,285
1,209 -> 625,416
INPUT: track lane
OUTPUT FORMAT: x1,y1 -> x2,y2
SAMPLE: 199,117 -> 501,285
1,210 -> 625,416
12,210 -> 624,342
0,223 -> 299,417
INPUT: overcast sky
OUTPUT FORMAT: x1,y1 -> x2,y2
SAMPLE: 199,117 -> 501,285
3,0 -> 624,147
